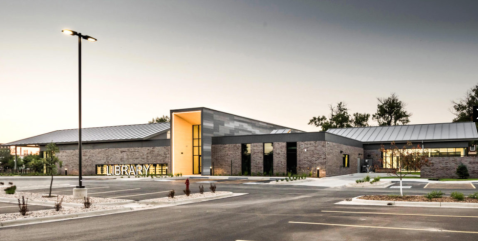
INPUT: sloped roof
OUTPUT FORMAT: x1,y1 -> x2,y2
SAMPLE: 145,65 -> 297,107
327,122 -> 478,143
4,123 -> 170,146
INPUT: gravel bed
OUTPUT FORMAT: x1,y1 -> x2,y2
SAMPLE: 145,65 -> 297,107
0,186 -> 130,204
142,191 -> 231,203
359,195 -> 478,203
0,205 -> 122,222
346,181 -> 391,188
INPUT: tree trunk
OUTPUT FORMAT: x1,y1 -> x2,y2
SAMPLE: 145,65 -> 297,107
49,172 -> 54,197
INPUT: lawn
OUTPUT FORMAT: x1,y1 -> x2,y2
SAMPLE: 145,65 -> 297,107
380,176 -> 424,179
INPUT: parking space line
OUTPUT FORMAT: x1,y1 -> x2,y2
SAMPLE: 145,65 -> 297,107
423,183 -> 430,189
321,210 -> 478,218
89,188 -> 140,195
288,221 -> 478,234
109,191 -> 170,199
0,206 -> 18,209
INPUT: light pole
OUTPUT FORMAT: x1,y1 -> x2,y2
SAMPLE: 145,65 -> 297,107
62,29 -> 97,197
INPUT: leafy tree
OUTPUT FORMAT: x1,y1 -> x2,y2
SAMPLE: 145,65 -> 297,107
308,102 -> 370,131
23,154 -> 41,167
452,83 -> 478,128
456,163 -> 470,179
352,113 -> 370,127
380,142 -> 430,196
148,115 -> 170,124
0,147 -> 14,170
28,159 -> 45,173
45,143 -> 62,197
372,93 -> 411,126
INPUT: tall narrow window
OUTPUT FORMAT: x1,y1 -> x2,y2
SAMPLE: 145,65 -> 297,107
263,143 -> 273,175
343,154 -> 349,168
241,144 -> 251,175
286,142 -> 297,174
193,125 -> 201,174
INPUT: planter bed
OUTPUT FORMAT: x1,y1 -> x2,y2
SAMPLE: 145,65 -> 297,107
139,191 -> 232,204
0,190 -> 131,205
359,195 -> 478,203
0,205 -> 123,223
346,181 -> 392,188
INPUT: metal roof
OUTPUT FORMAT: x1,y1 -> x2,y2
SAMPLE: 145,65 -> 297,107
271,129 -> 292,134
327,122 -> 478,143
4,123 -> 170,146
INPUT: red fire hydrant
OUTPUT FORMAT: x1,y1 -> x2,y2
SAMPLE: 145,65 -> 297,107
185,178 -> 189,190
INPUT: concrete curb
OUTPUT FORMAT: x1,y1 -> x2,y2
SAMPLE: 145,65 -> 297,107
0,207 -> 134,227
337,196 -> 478,209
138,192 -> 235,205
0,197 -> 135,207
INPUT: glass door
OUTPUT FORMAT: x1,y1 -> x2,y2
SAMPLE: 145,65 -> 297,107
193,125 -> 202,174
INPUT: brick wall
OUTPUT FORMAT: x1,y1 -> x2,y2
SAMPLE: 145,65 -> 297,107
421,156 -> 478,178
364,149 -> 382,169
251,143 -> 263,174
297,141 -> 326,177
56,146 -> 170,175
325,142 -> 363,176
211,144 -> 241,175
273,142 -> 286,174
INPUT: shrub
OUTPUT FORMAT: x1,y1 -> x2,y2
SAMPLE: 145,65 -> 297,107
425,190 -> 444,200
18,196 -> 28,216
276,180 -> 278,182
84,197 -> 92,208
183,189 -> 191,196
286,178 -> 289,182
364,175 -> 370,182
55,196 -> 64,211
168,190 -> 175,198
373,177 -> 380,182
451,192 -> 465,201
456,163 -> 470,179
210,183 -> 217,193
199,185 -> 204,194
0,182 -> 3,185
281,179 -> 284,182
244,171 -> 248,176
468,192 -> 478,199
5,185 -> 16,194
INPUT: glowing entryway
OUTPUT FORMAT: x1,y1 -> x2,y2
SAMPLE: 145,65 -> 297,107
171,110 -> 201,175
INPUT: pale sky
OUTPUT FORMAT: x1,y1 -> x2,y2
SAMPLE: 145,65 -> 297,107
1,0 -> 477,143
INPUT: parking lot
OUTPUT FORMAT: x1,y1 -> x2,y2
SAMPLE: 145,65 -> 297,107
2,177 -> 478,240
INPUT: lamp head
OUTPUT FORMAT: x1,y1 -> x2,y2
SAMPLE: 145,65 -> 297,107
62,29 -> 78,36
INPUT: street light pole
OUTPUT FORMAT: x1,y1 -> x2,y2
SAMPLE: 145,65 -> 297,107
62,29 -> 97,197
78,33 -> 83,188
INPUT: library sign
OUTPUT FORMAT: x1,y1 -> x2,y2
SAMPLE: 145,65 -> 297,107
96,164 -> 168,176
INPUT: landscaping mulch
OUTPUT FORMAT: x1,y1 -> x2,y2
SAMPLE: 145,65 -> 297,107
359,195 -> 478,203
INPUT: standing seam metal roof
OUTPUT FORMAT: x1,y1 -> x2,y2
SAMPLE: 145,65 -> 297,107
4,123 -> 170,145
326,122 -> 478,143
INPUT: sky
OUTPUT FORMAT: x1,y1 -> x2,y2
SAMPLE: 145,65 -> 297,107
1,0 -> 477,143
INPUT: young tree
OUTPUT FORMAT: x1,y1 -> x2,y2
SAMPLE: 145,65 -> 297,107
0,147 -> 14,171
45,143 -> 62,197
372,93 -> 411,126
308,102 -> 370,131
148,115 -> 170,124
380,142 -> 429,196
452,83 -> 478,129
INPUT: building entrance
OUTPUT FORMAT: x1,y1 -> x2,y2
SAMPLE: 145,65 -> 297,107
193,125 -> 202,174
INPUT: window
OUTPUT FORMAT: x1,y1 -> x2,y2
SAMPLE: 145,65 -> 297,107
343,154 -> 350,168
263,143 -> 273,175
241,144 -> 251,175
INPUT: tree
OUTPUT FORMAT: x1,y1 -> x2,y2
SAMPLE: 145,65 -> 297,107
380,142 -> 429,196
452,83 -> 478,129
456,163 -> 470,179
372,93 -> 411,126
0,147 -> 13,170
45,143 -> 62,197
148,115 -> 170,124
308,102 -> 370,131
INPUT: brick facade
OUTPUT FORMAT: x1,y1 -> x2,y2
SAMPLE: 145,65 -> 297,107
211,141 -> 364,177
210,144 -> 241,175
273,142 -> 286,175
364,149 -> 382,169
56,146 -> 170,175
421,156 -> 478,178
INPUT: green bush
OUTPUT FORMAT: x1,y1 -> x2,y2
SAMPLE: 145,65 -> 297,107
281,179 -> 284,181
451,192 -> 465,201
276,179 -> 278,182
468,192 -> 478,199
364,175 -> 370,182
456,163 -> 470,179
424,190 -> 444,200
373,177 -> 380,182
286,178 -> 289,182
5,185 -> 16,194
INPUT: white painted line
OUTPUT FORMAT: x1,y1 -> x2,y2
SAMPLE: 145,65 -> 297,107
423,183 -> 430,189
288,221 -> 478,234
322,210 -> 478,218
89,188 -> 140,195
109,191 -> 170,199
471,183 -> 476,189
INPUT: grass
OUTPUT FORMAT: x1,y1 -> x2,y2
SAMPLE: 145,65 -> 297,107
380,176 -> 424,179
397,172 -> 420,175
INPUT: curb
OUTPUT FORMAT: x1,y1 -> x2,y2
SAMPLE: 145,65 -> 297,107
0,207 -> 133,227
0,197 -> 135,207
138,192 -> 235,205
337,196 -> 478,209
